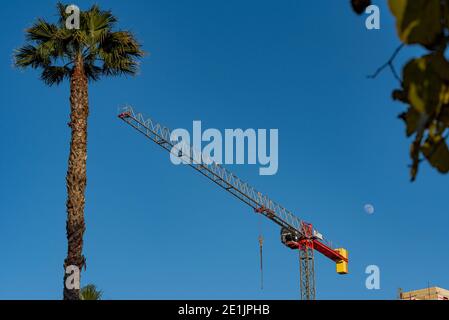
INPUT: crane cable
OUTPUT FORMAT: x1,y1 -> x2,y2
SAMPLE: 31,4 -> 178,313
258,216 -> 264,290
258,235 -> 264,290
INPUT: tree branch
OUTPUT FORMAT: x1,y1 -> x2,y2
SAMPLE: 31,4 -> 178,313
367,44 -> 404,84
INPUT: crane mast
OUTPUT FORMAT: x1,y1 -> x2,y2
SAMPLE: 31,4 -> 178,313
118,106 -> 348,299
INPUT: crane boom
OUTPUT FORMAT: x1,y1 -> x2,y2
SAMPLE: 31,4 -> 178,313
118,105 -> 348,299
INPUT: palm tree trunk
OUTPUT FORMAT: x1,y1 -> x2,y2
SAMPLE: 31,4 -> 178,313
63,55 -> 89,300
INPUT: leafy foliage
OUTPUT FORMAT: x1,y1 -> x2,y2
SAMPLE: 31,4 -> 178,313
80,284 -> 103,300
353,0 -> 449,180
14,2 -> 144,86
389,0 -> 449,180
389,0 -> 443,48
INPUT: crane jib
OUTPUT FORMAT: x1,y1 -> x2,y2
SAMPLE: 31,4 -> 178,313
118,105 -> 349,293
118,106 -> 305,234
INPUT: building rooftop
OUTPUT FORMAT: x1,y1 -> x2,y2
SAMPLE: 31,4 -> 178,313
400,287 -> 449,300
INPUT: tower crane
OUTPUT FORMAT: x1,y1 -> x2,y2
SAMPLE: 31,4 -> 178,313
118,106 -> 348,300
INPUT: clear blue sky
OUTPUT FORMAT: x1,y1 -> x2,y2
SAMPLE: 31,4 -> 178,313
1,1 -> 448,300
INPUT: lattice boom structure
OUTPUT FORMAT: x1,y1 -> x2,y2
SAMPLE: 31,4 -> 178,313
118,105 -> 307,235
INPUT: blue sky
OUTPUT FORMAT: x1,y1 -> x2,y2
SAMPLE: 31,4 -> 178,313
0,1 -> 448,300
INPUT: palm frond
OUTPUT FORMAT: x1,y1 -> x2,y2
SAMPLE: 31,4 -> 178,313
26,19 -> 58,43
102,57 -> 140,76
84,63 -> 102,81
84,4 -> 117,41
14,44 -> 50,69
80,284 -> 103,300
40,65 -> 71,86
101,31 -> 144,57
56,2 -> 71,28
97,31 -> 144,76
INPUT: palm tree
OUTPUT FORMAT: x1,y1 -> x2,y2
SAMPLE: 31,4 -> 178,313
80,284 -> 103,300
14,3 -> 144,300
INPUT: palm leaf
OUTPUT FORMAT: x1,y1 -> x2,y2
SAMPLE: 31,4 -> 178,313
14,45 -> 50,68
26,19 -> 58,43
80,284 -> 103,300
40,66 -> 71,86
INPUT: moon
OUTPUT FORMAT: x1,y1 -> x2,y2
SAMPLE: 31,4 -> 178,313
364,204 -> 375,215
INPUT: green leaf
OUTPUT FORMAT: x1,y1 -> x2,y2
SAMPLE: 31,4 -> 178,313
421,136 -> 449,173
26,19 -> 58,43
80,284 -> 103,300
399,107 -> 427,137
40,66 -> 71,86
402,55 -> 449,115
388,0 -> 442,47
